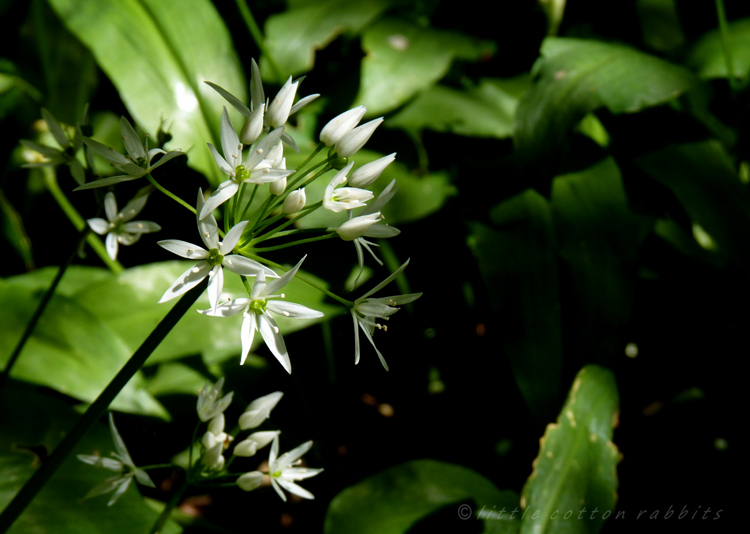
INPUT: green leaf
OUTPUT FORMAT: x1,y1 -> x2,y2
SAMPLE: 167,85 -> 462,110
686,18 -> 750,80
0,189 -> 34,271
73,261 -> 343,365
0,383 -> 181,534
325,459 -> 519,534
469,189 -> 562,421
550,158 -> 652,362
145,362 -> 207,397
388,78 -> 522,138
636,0 -> 685,53
354,18 -> 496,116
636,141 -> 750,271
263,0 -> 391,78
515,37 -> 698,167
47,0 -> 247,186
520,365 -> 620,534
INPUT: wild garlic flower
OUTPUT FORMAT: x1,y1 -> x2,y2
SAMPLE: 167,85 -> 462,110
76,116 -> 184,190
348,153 -> 396,188
198,257 -> 324,373
351,259 -> 422,371
239,391 -> 284,430
158,190 -> 277,311
20,108 -> 86,186
202,108 -> 292,218
267,435 -> 323,502
319,106 -> 367,146
77,413 -> 155,506
335,117 -> 384,158
322,162 -> 374,213
237,471 -> 264,492
201,413 -> 232,450
282,188 -> 306,214
234,430 -> 280,457
196,377 -> 233,422
87,192 -> 161,260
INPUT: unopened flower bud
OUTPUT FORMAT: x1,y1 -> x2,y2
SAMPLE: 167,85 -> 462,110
335,212 -> 382,241
282,188 -> 306,214
240,103 -> 265,145
270,175 -> 287,196
267,77 -> 299,128
335,117 -> 383,158
320,106 -> 367,146
237,471 -> 264,491
349,153 -> 396,188
202,443 -> 225,471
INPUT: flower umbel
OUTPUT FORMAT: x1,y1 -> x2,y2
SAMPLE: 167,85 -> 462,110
158,189 -> 277,311
351,259 -> 422,371
87,192 -> 161,260
77,413 -> 155,506
198,257 -> 324,372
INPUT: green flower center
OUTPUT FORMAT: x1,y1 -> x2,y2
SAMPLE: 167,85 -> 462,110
235,164 -> 250,181
272,470 -> 282,478
207,248 -> 224,266
249,298 -> 267,315
111,219 -> 125,234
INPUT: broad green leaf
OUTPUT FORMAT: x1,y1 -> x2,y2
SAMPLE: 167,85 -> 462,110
520,365 -> 620,534
0,273 -> 167,418
636,0 -> 685,53
263,0 -> 391,78
515,37 -> 698,167
686,18 -> 750,80
636,141 -> 750,271
0,189 -> 34,271
73,261 -> 344,366
354,18 -> 496,116
47,0 -> 247,186
325,459 -> 519,534
469,190 -> 562,421
0,383 -> 181,534
145,362 -> 207,397
291,149 -> 457,230
388,78 -> 521,138
551,158 -> 652,362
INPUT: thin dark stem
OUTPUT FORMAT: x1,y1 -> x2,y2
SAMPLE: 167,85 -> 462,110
0,226 -> 91,390
148,476 -> 189,534
0,279 -> 208,533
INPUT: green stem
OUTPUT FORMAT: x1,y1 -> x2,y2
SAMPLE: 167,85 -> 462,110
148,476 -> 189,534
715,0 -> 738,90
234,0 -> 284,84
0,279 -> 208,532
250,204 -> 322,244
43,167 -> 123,274
0,227 -> 91,390
146,174 -> 195,215
250,232 -> 337,252
240,183 -> 260,222
248,254 -> 352,307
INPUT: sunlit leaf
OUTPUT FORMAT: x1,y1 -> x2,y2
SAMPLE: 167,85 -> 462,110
0,383 -> 181,533
47,0 -> 247,186
520,365 -> 620,534
515,37 -> 698,167
354,18 -> 496,116
469,189 -> 562,421
325,459 -> 519,534
686,18 -> 750,80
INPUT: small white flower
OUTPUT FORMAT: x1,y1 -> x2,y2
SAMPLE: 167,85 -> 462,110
202,108 -> 292,218
348,153 -> 396,188
335,117 -> 383,158
267,436 -> 323,502
234,430 -> 280,457
334,212 -> 383,241
319,106 -> 367,146
196,377 -> 234,422
237,471 -> 265,491
201,413 -> 232,450
282,188 -> 306,214
76,117 -> 184,190
239,391 -> 284,430
351,259 -> 422,370
158,189 -> 277,311
322,162 -> 374,213
86,192 -> 161,260
77,414 -> 155,506
198,257 -> 324,372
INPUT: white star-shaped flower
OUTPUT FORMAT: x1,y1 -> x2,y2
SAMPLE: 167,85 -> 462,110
158,189 -> 277,311
267,435 -> 322,502
86,192 -> 161,260
351,259 -> 422,371
77,414 -> 155,506
76,116 -> 184,190
198,257 -> 323,373
322,162 -> 374,213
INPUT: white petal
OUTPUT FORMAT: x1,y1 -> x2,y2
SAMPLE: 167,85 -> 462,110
351,310 -> 361,365
266,300 -> 324,319
106,233 -> 119,260
208,143 -> 234,175
258,314 -> 291,374
348,153 -> 396,188
262,256 -> 305,296
87,218 -> 110,235
222,221 -> 249,253
237,471 -> 264,491
157,240 -> 208,260
335,117 -> 384,158
363,224 -> 400,238
270,478 -> 287,502
359,320 -> 389,371
198,298 -> 251,317
107,476 -> 133,506
205,81 -> 251,117
224,255 -> 277,278
200,181 -> 239,220
289,93 -> 320,115
220,107 -> 241,168
244,127 -> 285,170
276,478 -> 315,500
134,468 -> 156,488
104,192 -> 118,222
123,220 -> 161,234
196,189 -> 220,248
158,262 -> 212,303
250,59 -> 265,112
279,440 -> 313,466
207,265 -> 224,312
119,194 -> 149,221
359,259 -> 411,300
240,311 -> 257,365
